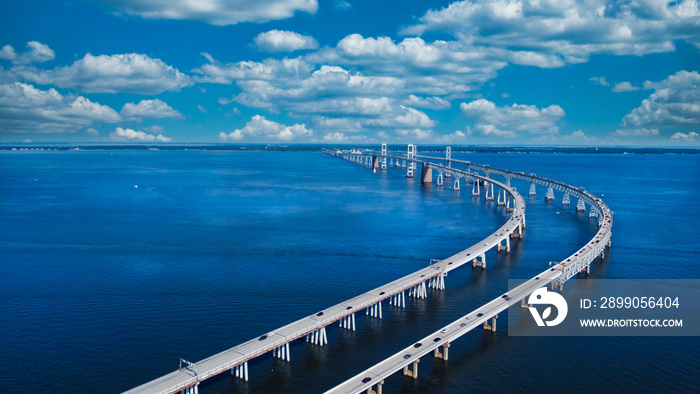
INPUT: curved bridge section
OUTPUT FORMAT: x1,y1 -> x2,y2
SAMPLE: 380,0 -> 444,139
326,147 -> 612,394
126,150 -> 528,394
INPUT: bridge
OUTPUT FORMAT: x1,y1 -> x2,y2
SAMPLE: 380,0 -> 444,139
125,145 -> 611,394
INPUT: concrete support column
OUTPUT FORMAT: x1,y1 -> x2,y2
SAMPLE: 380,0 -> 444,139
472,181 -> 480,196
434,342 -> 450,360
497,188 -> 506,206
485,183 -> 494,201
472,252 -> 486,269
403,359 -> 420,379
420,163 -> 432,183
483,314 -> 498,332
497,236 -> 510,253
521,298 -> 531,308
529,183 -> 536,196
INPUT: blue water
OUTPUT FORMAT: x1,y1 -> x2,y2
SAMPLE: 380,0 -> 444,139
1,150 -> 698,393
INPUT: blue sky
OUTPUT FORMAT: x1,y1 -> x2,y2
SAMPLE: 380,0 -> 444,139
0,0 -> 698,146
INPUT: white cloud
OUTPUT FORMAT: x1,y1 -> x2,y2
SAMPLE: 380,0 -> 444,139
590,76 -> 609,86
403,0 -> 699,62
5,53 -> 192,94
197,104 -> 208,114
0,82 -> 120,133
219,115 -> 312,141
93,0 -> 318,25
144,125 -> 164,134
253,30 -> 319,52
623,70 -> 700,127
0,41 -> 55,65
402,94 -> 451,110
610,128 -> 659,137
612,81 -> 640,92
110,127 -> 172,142
121,99 -> 183,120
460,98 -> 565,136
86,128 -> 100,136
670,131 -> 699,141
193,54 -> 312,85
333,0 -> 352,11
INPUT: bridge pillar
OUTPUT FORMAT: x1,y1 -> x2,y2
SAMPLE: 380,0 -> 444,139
506,194 -> 514,212
437,173 -> 443,186
403,359 -> 420,379
562,192 -> 570,206
545,187 -> 555,201
485,183 -> 494,201
483,315 -> 498,332
181,384 -> 199,394
380,143 -> 387,170
497,236 -> 510,254
497,188 -> 506,206
472,253 -> 486,269
529,183 -> 536,196
406,144 -> 416,178
274,342 -> 292,361
367,380 -> 385,394
521,298 -> 531,308
428,274 -> 446,290
409,282 -> 427,299
366,302 -> 383,319
510,222 -> 523,239
576,198 -> 586,212
420,163 -> 432,183
434,342 -> 450,360
445,146 -> 452,177
472,180 -> 480,196
453,178 -> 460,191
390,158 -> 394,167
389,291 -> 406,308
231,361 -> 249,382
551,282 -> 564,293
340,313 -> 356,331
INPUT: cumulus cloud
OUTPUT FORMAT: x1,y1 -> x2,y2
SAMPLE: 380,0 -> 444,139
333,0 -> 352,11
623,70 -> 700,127
670,131 -> 699,141
590,76 -> 609,86
110,127 -> 172,142
253,30 -> 319,52
5,53 -> 192,94
0,41 -> 55,65
610,128 -> 659,137
219,115 -> 312,141
612,81 -> 640,92
93,0 -> 318,25
460,98 -> 565,136
402,94 -> 451,110
0,82 -> 120,133
121,99 -> 183,120
403,0 -> 699,63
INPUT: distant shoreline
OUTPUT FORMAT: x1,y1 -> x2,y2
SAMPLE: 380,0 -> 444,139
1,144 -> 699,154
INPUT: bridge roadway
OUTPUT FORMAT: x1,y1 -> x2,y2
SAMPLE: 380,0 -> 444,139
326,150 -> 612,394
125,154 -> 527,394
325,264 -> 564,394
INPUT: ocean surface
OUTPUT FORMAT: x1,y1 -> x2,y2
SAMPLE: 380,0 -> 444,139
1,149 -> 698,393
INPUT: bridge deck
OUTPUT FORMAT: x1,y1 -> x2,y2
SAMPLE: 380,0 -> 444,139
325,265 -> 564,393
